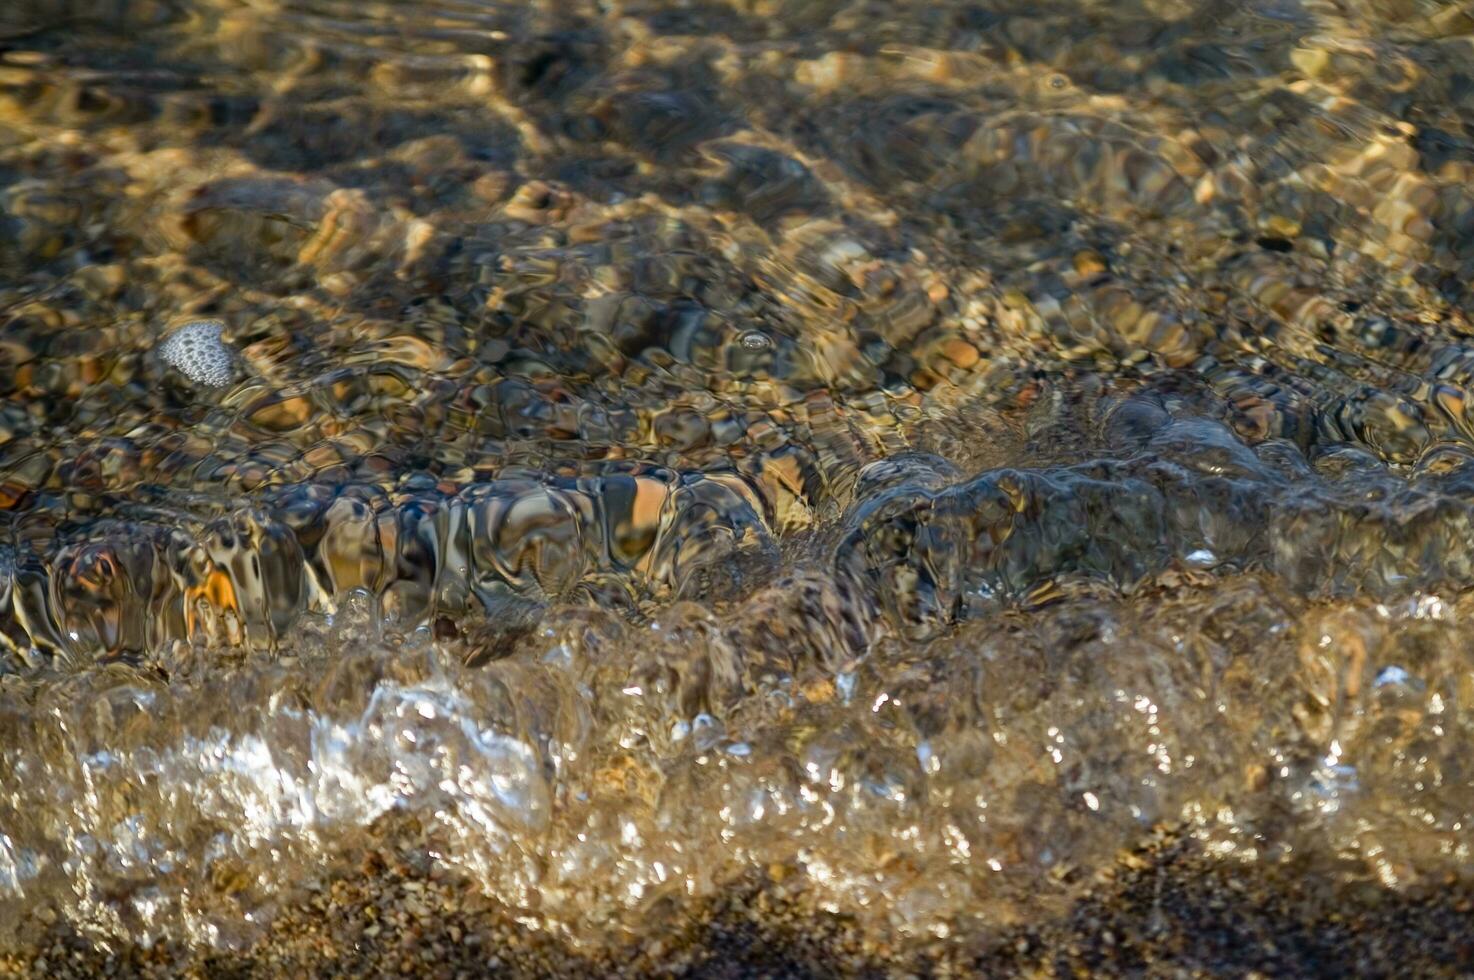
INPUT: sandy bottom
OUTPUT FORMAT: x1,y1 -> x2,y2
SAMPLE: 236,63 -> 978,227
3,821 -> 1472,979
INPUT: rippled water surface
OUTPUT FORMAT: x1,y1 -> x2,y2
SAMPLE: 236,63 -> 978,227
5,0 -> 1474,967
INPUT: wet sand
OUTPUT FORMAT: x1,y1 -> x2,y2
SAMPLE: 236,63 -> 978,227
5,820 -> 1473,979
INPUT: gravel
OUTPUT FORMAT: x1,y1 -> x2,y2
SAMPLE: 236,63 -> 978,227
4,823 -> 1473,978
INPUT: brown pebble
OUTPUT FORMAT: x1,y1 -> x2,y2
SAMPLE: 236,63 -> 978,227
1073,250 -> 1107,276
941,338 -> 981,369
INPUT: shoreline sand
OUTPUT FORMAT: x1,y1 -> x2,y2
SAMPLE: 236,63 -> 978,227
4,829 -> 1471,979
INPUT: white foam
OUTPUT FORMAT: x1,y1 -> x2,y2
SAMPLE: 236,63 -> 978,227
158,320 -> 237,387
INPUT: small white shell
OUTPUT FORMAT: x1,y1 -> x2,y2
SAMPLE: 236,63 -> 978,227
158,319 -> 237,387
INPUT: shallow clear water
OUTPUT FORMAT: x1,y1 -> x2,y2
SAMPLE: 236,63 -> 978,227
4,0 -> 1474,958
